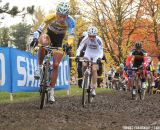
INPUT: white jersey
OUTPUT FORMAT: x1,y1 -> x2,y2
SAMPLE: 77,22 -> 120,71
76,35 -> 103,63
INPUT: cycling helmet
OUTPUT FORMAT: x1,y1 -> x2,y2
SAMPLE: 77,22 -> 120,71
82,31 -> 88,37
147,56 -> 152,63
119,63 -> 124,69
56,2 -> 70,15
135,41 -> 142,49
87,26 -> 97,36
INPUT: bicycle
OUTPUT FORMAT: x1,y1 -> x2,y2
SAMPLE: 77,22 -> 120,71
76,58 -> 95,107
125,65 -> 146,100
132,66 -> 146,100
31,44 -> 63,109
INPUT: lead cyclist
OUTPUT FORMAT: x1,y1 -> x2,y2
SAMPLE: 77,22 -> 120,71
30,2 -> 75,103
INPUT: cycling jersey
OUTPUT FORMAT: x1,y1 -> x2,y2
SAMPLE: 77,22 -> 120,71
37,13 -> 75,47
130,49 -> 147,68
114,67 -> 123,78
76,35 -> 103,63
107,70 -> 115,80
39,13 -> 75,34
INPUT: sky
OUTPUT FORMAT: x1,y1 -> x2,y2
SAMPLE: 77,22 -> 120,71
0,0 -> 69,27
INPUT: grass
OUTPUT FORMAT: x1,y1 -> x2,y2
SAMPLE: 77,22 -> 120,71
0,86 -> 110,104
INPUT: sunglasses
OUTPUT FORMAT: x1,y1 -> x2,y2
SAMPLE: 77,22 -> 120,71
89,35 -> 96,38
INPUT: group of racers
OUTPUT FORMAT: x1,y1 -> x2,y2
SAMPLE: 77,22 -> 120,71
30,1 -> 160,103
106,42 -> 160,94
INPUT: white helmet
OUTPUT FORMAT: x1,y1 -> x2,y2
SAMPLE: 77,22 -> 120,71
87,26 -> 97,36
56,2 -> 70,15
82,31 -> 88,37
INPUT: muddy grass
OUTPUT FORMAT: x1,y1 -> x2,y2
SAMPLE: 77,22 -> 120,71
0,90 -> 160,130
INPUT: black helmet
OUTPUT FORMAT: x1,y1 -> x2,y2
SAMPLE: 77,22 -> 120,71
135,41 -> 142,49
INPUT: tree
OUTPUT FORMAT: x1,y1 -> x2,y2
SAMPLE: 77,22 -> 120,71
31,6 -> 45,32
0,27 -> 10,47
82,0 -> 142,64
10,23 -> 32,50
0,0 -> 34,22
141,0 -> 160,46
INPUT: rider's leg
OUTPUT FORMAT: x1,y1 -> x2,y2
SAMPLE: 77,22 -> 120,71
142,70 -> 147,89
35,34 -> 50,79
38,34 -> 50,65
82,57 -> 88,73
49,51 -> 63,102
38,47 -> 46,65
91,64 -> 98,96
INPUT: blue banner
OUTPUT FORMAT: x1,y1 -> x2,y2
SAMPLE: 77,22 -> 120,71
0,48 -> 12,92
0,47 -> 70,93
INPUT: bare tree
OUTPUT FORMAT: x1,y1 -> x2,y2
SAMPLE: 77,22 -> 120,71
82,0 -> 142,64
0,0 -> 34,21
142,0 -> 160,46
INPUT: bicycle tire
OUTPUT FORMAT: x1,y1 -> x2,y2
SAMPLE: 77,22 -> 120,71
139,87 -> 145,100
39,62 -> 49,109
82,75 -> 90,107
131,88 -> 137,100
138,81 -> 145,100
40,85 -> 46,109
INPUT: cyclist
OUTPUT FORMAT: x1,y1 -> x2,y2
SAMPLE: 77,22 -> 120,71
76,26 -> 104,96
130,41 -> 147,68
30,2 -> 75,103
129,41 -> 148,90
113,63 -> 125,90
125,62 -> 134,91
106,66 -> 115,89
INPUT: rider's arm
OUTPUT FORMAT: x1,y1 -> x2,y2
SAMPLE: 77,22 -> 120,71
97,36 -> 104,59
67,15 -> 75,35
35,14 -> 56,37
76,36 -> 88,56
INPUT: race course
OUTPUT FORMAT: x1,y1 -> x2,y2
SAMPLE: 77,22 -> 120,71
0,90 -> 160,130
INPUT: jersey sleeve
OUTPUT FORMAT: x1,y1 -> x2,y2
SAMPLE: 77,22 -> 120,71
43,13 -> 56,24
67,15 -> 75,34
37,13 -> 56,33
97,37 -> 104,58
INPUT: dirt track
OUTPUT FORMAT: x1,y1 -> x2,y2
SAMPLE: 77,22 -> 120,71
0,90 -> 160,130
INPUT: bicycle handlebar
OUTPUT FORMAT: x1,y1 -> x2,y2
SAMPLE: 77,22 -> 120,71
39,45 -> 63,51
125,65 -> 143,71
70,57 -> 106,63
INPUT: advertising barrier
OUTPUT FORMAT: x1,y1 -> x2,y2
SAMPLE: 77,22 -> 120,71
0,47 -> 70,93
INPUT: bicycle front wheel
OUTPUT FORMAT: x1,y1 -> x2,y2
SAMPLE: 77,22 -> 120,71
40,85 -> 48,109
82,75 -> 90,107
139,82 -> 146,100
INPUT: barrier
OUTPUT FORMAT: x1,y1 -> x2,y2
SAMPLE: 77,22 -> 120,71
0,47 -> 70,94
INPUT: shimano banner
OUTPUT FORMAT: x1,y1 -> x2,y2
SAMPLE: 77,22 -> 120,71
0,47 -> 70,93
0,48 -> 12,92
